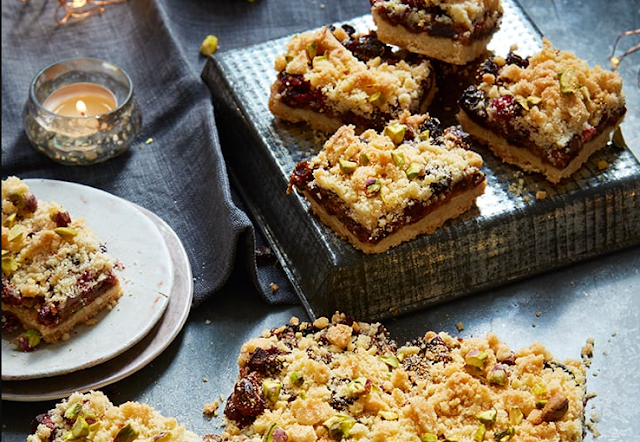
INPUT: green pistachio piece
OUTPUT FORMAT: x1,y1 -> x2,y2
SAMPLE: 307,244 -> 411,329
2,256 -> 18,275
289,371 -> 304,387
465,350 -> 489,370
473,423 -> 485,442
3,213 -> 16,227
64,402 -> 83,420
306,42 -> 318,60
383,124 -> 407,144
531,383 -> 547,397
494,427 -> 515,442
366,178 -> 382,197
369,91 -> 386,105
421,433 -> 438,442
559,69 -> 579,94
419,129 -> 431,141
8,225 -> 25,242
406,162 -> 423,180
487,364 -> 508,386
378,411 -> 398,420
378,354 -> 399,369
508,406 -> 523,426
67,415 -> 89,439
323,414 -> 356,439
339,158 -> 357,174
391,150 -> 405,168
476,409 -> 497,426
114,423 -> 139,442
535,399 -> 548,409
153,432 -> 172,442
359,151 -> 370,166
347,377 -> 369,396
516,96 -> 530,111
314,55 -> 327,63
263,379 -> 282,402
54,227 -> 78,239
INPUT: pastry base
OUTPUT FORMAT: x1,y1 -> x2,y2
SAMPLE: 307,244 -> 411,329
372,10 -> 494,65
457,110 -> 622,183
303,180 -> 486,254
3,280 -> 123,343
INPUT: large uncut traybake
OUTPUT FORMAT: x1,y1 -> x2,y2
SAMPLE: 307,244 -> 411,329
202,0 -> 640,321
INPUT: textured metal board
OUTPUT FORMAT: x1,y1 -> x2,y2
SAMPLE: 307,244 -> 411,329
202,0 -> 640,321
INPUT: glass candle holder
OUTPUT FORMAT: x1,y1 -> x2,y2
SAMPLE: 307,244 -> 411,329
23,58 -> 142,166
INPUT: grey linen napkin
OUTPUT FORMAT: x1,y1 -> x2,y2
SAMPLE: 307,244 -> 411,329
1,0 -> 368,307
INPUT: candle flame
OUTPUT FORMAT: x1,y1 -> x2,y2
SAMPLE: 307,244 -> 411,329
76,100 -> 87,116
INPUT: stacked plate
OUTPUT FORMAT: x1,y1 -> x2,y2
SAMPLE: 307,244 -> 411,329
1,179 -> 193,401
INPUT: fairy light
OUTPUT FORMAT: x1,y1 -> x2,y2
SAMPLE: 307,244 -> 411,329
609,28 -> 640,87
20,0 -> 130,25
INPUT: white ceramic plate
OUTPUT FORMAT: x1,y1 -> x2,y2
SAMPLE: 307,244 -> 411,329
1,203 -> 193,401
2,179 -> 173,380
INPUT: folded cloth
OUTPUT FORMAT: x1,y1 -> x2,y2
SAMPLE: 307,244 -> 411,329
1,0 -> 368,307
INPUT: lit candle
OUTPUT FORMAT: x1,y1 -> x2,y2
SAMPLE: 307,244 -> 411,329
42,82 -> 117,117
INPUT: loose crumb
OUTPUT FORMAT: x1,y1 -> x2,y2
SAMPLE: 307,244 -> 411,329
535,190 -> 547,200
144,137 -> 154,145
200,35 -> 219,56
455,321 -> 464,332
202,377 -> 209,383
535,311 -> 542,317
205,319 -> 211,325
597,160 -> 609,170
203,399 -> 220,417
270,282 -> 279,292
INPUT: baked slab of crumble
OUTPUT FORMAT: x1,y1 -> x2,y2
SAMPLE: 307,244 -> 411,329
457,38 -> 627,183
215,312 -> 587,442
1,176 -> 122,347
371,0 -> 503,65
288,111 -> 486,254
269,24 -> 437,133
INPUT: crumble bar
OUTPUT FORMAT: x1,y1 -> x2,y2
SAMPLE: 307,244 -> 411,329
269,24 -> 437,133
288,111 -> 486,254
457,38 -> 627,183
2,176 -> 122,347
215,312 -> 587,442
28,390 -> 203,442
371,0 -> 503,65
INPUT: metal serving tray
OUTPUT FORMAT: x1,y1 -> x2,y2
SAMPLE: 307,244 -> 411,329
202,0 -> 640,321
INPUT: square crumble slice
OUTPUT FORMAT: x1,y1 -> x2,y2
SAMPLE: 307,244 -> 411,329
370,0 -> 503,65
268,24 -> 437,133
216,312 -> 587,442
457,38 -> 627,183
2,176 -> 123,346
28,390 -> 204,442
288,111 -> 486,254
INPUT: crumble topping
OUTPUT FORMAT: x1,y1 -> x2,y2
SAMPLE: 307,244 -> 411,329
289,111 -> 484,236
470,38 -> 625,151
371,0 -> 502,38
2,176 -> 116,304
28,390 -> 203,442
217,312 -> 587,442
273,26 -> 433,120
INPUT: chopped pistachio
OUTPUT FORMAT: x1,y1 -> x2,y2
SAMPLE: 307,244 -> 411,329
476,409 -> 497,426
487,365 -> 508,386
473,423 -> 485,442
508,406 -> 523,426
3,213 -> 16,227
8,225 -> 25,242
113,423 -> 139,442
494,427 -> 515,441
465,350 -> 488,370
54,227 -> 78,239
559,69 -> 579,94
419,129 -> 431,141
289,371 -> 304,387
366,178 -> 382,197
347,377 -> 369,396
369,91 -> 386,105
359,151 -> 370,166
384,123 -> 407,144
421,433 -> 438,442
263,423 -> 288,442
313,55 -> 327,63
406,162 -> 423,179
323,414 -> 356,439
391,150 -> 405,168
67,415 -> 89,439
64,402 -> 83,420
263,379 -> 282,402
306,42 -> 318,60
2,256 -> 18,275
153,432 -> 172,442
339,158 -> 357,174
378,411 -> 398,420
531,383 -> 547,396
378,354 -> 399,369
200,35 -> 219,57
